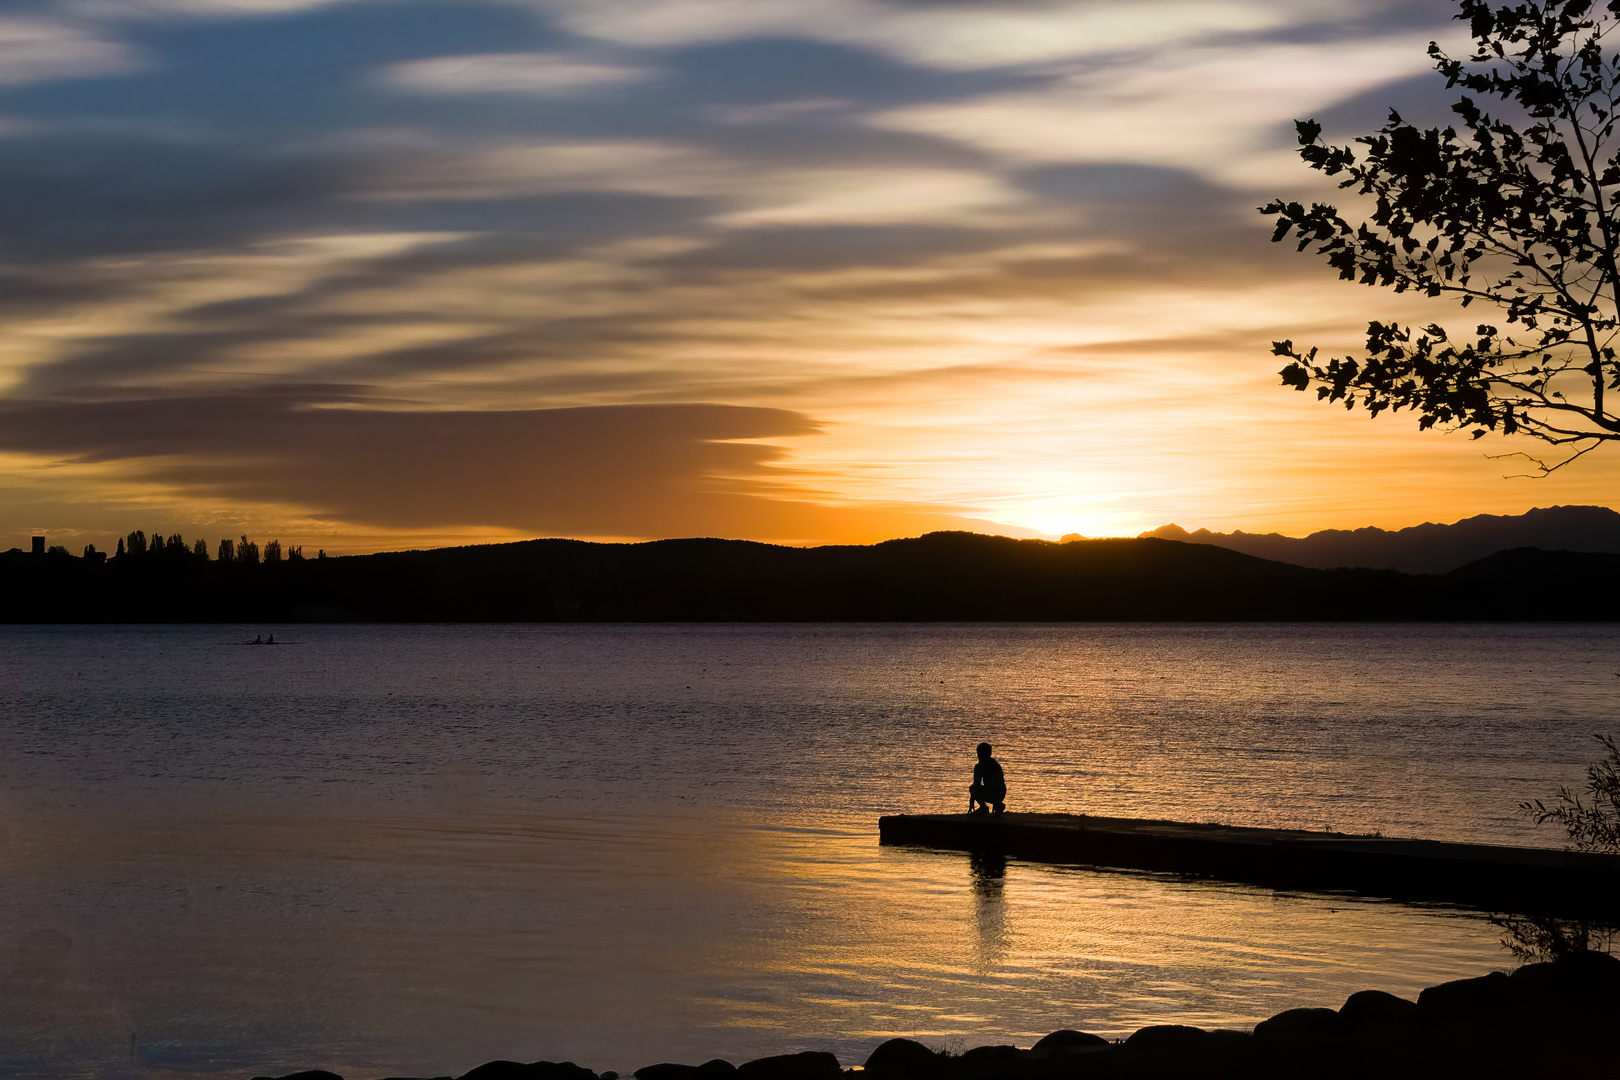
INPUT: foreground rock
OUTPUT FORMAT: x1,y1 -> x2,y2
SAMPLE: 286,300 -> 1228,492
252,956 -> 1620,1080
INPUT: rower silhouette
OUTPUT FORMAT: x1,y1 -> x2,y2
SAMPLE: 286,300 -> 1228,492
969,741 -> 1006,815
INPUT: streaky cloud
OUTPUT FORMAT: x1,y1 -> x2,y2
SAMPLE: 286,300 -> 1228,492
538,0 -> 1405,69
380,52 -> 658,96
0,391 -> 1028,542
870,35 -> 1448,188
0,16 -> 146,86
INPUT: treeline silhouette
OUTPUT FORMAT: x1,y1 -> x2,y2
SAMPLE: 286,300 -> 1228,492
4,531 -> 1619,623
74,530 -> 317,565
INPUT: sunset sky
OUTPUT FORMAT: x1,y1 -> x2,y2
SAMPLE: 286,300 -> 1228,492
4,0 -> 1618,554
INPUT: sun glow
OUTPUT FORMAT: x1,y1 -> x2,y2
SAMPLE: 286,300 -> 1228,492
1,0 -> 1616,552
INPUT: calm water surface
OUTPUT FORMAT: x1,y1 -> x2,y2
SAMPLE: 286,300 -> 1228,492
1,623 -> 1616,1079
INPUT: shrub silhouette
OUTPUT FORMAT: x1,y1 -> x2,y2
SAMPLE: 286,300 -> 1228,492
1491,912 -> 1615,964
1523,734 -> 1620,855
1495,733 -> 1620,962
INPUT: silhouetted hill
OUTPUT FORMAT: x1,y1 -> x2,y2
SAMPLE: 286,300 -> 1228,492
4,531 -> 1619,622
1139,505 -> 1620,573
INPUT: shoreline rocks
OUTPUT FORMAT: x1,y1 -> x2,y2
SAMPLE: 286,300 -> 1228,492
253,955 -> 1620,1080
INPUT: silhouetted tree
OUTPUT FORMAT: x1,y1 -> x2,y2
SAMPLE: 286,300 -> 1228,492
193,537 -> 208,559
1265,0 -> 1620,471
288,545 -> 304,561
218,538 -> 235,562
82,544 -> 97,559
237,536 -> 260,564
166,533 -> 185,557
264,539 -> 282,563
116,537 -> 125,558
126,530 -> 146,556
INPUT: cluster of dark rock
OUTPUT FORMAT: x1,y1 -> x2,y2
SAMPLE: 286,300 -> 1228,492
253,955 -> 1620,1080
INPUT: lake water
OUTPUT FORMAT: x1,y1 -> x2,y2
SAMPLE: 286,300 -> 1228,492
1,623 -> 1616,1079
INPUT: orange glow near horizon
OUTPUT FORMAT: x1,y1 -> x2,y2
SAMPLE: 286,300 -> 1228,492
1,0 -> 1616,554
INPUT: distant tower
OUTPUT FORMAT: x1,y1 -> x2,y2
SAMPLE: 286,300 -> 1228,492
31,536 -> 44,556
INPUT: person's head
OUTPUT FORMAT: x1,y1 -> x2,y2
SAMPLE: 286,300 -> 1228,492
977,742 -> 992,759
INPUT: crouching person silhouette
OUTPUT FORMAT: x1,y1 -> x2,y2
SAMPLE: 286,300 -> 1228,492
969,742 -> 1006,815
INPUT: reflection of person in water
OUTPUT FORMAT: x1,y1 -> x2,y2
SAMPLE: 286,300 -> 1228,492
968,851 -> 1007,968
968,741 -> 1006,815
968,851 -> 1006,895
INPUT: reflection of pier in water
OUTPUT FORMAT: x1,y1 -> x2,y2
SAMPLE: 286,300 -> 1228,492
883,812 -> 1620,917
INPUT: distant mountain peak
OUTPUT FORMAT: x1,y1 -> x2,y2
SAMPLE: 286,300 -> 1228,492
1135,505 -> 1620,573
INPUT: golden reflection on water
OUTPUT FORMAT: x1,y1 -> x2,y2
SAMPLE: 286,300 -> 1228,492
969,853 -> 1009,973
0,803 -> 1506,1079
2,622 -> 1606,1079
737,821 -> 1499,1049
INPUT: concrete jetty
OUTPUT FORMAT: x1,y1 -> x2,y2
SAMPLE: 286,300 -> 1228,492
878,812 -> 1620,915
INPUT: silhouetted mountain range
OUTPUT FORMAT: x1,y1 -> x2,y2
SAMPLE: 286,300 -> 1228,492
1136,505 -> 1620,573
4,530 -> 1618,622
